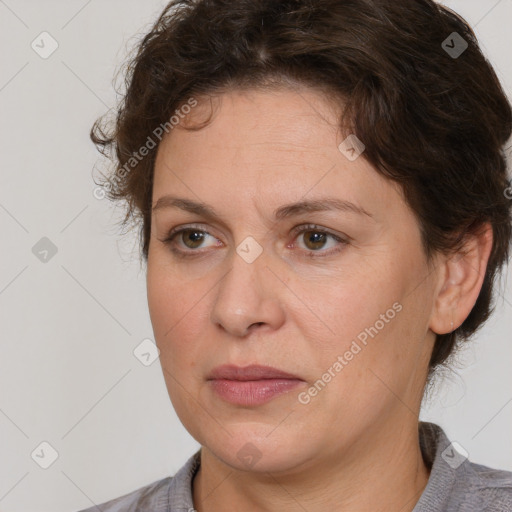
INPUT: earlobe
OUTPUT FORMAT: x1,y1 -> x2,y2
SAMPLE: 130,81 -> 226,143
429,223 -> 493,335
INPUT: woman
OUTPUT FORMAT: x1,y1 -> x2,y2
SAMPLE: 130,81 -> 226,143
81,0 -> 512,510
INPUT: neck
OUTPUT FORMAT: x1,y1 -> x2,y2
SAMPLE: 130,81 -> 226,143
192,418 -> 430,512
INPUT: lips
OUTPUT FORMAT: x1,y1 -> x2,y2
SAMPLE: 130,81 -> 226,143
208,364 -> 301,381
207,364 -> 305,406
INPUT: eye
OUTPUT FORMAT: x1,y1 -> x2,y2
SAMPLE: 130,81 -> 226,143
160,223 -> 348,258
162,224 -> 221,254
291,224 -> 348,256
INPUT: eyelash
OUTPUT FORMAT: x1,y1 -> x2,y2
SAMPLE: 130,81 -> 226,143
161,223 -> 349,259
289,224 -> 349,258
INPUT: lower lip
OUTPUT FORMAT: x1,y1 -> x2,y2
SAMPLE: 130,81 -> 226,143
209,379 -> 303,406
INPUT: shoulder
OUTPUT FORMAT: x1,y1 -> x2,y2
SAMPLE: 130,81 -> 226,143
73,451 -> 201,512
74,476 -> 172,512
417,422 -> 512,512
458,460 -> 512,511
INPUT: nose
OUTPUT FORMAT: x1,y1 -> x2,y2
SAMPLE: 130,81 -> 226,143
209,249 -> 286,338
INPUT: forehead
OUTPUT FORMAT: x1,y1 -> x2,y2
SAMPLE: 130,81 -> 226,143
161,86 -> 340,156
152,87 -> 406,222
155,87 -> 338,183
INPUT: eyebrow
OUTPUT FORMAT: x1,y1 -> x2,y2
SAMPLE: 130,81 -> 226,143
152,196 -> 373,220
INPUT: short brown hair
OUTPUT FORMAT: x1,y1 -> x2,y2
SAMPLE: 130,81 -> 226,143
91,0 -> 512,377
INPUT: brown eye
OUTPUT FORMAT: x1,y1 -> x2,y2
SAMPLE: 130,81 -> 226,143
180,229 -> 207,249
302,231 -> 329,250
161,224 -> 222,257
291,224 -> 348,257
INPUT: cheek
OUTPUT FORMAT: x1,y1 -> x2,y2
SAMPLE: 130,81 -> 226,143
147,262 -> 210,363
288,247 -> 427,390
147,266 -> 211,428
290,256 -> 404,346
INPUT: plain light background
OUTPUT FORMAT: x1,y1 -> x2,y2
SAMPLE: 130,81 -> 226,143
0,1 -> 511,511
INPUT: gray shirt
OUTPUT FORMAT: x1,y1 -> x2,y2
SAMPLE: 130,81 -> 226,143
76,422 -> 512,511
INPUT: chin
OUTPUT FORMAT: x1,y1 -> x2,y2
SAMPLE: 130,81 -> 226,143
200,425 -> 319,475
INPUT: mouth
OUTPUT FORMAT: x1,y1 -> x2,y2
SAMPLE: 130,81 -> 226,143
207,364 -> 305,406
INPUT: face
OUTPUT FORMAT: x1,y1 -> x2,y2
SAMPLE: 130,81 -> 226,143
147,86 -> 439,474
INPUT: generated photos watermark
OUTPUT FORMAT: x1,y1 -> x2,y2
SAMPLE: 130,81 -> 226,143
93,97 -> 198,200
298,301 -> 403,405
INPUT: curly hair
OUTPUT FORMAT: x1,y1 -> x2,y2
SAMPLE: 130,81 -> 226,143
91,0 -> 512,378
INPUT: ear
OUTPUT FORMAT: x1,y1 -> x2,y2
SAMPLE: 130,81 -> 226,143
429,223 -> 493,335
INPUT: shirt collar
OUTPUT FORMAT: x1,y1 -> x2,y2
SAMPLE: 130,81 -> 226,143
168,449 -> 201,511
412,421 -> 455,511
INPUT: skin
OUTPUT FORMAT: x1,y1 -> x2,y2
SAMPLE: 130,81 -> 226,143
146,85 -> 493,512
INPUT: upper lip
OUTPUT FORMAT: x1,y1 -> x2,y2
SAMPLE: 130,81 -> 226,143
208,364 -> 302,381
